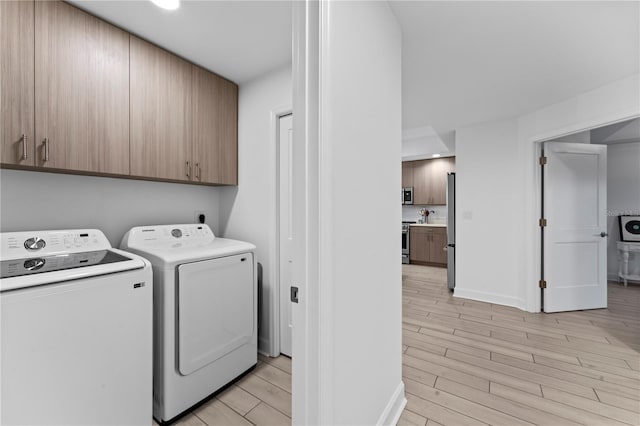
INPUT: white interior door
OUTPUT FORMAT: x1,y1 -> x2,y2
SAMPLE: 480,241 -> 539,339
278,113 -> 294,356
543,142 -> 607,312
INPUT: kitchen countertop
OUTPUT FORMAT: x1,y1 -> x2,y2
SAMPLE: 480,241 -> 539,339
410,223 -> 446,228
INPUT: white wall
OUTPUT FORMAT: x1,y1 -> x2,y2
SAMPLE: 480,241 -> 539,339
607,142 -> 640,279
219,64 -> 292,355
455,119 -> 524,307
317,1 -> 404,424
0,169 -> 221,246
454,73 -> 640,312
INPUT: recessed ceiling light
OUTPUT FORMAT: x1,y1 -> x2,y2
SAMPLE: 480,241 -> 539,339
150,0 -> 180,11
432,153 -> 441,158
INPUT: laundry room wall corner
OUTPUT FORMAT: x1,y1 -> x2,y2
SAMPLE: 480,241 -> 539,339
219,64 -> 292,355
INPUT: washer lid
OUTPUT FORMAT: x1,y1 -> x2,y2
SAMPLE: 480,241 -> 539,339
120,224 -> 256,268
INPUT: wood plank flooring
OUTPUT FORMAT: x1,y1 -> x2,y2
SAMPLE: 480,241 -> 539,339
399,264 -> 640,426
160,264 -> 640,425
154,355 -> 292,426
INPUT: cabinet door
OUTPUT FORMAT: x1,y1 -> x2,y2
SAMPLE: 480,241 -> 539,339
1,0 -> 35,166
429,158 -> 449,205
130,36 -> 191,181
409,228 -> 429,263
429,232 -> 448,265
412,160 -> 430,205
192,65 -> 238,185
35,1 -> 129,174
402,161 -> 413,188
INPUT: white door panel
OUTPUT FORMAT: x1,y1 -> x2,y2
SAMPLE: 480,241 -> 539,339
544,142 -> 607,313
278,114 -> 294,357
177,254 -> 254,375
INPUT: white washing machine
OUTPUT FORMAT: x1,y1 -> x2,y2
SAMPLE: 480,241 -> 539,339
0,229 -> 153,425
120,224 -> 257,423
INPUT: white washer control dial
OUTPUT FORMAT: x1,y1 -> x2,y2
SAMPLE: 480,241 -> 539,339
24,237 -> 46,251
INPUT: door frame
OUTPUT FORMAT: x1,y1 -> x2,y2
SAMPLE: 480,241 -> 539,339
270,106 -> 293,358
531,112 -> 640,312
273,107 -> 293,357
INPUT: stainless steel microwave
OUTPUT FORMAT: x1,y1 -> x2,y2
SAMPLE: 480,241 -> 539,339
402,187 -> 413,205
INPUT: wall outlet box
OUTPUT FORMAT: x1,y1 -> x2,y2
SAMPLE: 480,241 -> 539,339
194,211 -> 206,224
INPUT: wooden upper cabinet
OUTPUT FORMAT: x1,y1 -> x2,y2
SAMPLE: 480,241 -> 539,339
411,157 -> 456,205
412,160 -> 430,204
35,1 -> 129,174
192,66 -> 238,185
402,161 -> 413,188
130,36 -> 192,182
1,0 -> 35,166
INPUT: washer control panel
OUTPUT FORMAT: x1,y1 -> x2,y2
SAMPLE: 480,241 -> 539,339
1,230 -> 111,261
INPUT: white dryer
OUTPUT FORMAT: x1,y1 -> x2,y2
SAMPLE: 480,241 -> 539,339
120,224 -> 257,423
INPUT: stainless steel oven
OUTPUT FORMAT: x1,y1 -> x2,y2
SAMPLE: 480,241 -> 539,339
402,221 -> 414,264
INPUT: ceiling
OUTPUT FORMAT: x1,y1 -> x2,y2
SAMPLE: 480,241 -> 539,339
71,1 -> 638,153
70,0 -> 292,84
390,1 -> 640,151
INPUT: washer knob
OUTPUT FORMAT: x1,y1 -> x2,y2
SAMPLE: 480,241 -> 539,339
24,258 -> 46,271
24,237 -> 46,251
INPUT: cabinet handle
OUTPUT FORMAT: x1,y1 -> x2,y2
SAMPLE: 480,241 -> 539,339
195,162 -> 201,180
42,138 -> 49,162
21,134 -> 28,160
186,161 -> 191,178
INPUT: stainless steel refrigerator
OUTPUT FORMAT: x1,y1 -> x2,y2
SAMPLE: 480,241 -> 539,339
447,173 -> 455,290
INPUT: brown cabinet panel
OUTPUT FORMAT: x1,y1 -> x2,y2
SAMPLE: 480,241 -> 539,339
130,36 -> 192,181
411,157 -> 456,205
193,66 -> 237,185
410,226 -> 447,266
409,228 -> 429,263
35,1 -> 129,174
412,160 -> 430,204
1,0 -> 35,166
402,161 -> 413,188
429,232 -> 448,265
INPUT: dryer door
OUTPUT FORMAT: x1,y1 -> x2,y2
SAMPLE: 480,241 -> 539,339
177,253 -> 254,376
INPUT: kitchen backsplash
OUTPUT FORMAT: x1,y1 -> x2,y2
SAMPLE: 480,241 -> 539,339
403,205 -> 447,224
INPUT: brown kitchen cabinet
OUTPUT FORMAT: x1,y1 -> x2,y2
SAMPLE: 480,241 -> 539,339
402,161 -> 413,187
1,0 -> 35,166
409,226 -> 447,267
35,1 -> 130,174
407,156 -> 455,205
192,65 -> 238,185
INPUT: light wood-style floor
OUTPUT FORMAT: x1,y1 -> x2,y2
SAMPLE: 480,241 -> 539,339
399,264 -> 640,426
163,264 -> 640,425
155,355 -> 292,426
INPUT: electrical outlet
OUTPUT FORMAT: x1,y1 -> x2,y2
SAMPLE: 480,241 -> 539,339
194,211 -> 206,224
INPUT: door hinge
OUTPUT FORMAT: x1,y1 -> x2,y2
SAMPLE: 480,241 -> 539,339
539,280 -> 547,289
539,218 -> 547,227
539,156 -> 547,165
290,286 -> 299,303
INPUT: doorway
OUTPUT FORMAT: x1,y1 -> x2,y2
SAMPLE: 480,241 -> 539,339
540,117 -> 640,312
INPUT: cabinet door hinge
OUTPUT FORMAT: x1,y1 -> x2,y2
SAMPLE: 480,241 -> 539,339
539,280 -> 547,289
539,156 -> 547,165
539,218 -> 547,227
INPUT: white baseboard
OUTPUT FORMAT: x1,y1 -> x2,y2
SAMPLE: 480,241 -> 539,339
453,288 -> 524,310
377,381 -> 407,426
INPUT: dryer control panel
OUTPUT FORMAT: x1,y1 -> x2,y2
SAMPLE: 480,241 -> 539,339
122,224 -> 215,246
